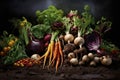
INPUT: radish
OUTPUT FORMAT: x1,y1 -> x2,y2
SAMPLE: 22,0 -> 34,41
73,5 -> 95,48
62,17 -> 74,43
72,16 -> 85,48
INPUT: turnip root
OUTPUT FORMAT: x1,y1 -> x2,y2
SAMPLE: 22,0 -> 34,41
74,36 -> 85,48
101,55 -> 112,66
62,17 -> 74,44
64,33 -> 74,43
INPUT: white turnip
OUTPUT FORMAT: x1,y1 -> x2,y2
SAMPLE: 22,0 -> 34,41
64,33 -> 74,43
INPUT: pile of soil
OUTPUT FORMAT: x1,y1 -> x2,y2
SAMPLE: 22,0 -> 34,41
0,60 -> 120,80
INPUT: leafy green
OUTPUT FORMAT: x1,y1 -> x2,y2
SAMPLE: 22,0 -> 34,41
31,24 -> 51,39
36,5 -> 64,25
79,5 -> 95,36
95,17 -> 112,36
100,39 -> 119,52
2,40 -> 28,65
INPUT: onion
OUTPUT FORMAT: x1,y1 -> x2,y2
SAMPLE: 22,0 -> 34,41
70,58 -> 78,65
90,61 -> 96,66
26,39 -> 45,57
82,55 -> 89,62
101,56 -> 112,66
31,54 -> 41,60
68,52 -> 75,60
88,53 -> 94,60
94,56 -> 100,63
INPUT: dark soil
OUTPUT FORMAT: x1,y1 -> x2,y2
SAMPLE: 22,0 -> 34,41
0,60 -> 120,80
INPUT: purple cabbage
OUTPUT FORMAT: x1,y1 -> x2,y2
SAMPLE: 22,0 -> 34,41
84,31 -> 102,51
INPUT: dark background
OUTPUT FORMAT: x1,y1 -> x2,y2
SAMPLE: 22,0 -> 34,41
0,0 -> 119,47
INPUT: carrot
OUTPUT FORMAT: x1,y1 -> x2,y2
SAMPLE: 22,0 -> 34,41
48,41 -> 54,66
49,41 -> 58,66
37,43 -> 51,68
43,43 -> 51,68
58,40 -> 64,67
55,50 -> 60,72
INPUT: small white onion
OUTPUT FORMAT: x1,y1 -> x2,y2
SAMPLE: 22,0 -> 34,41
31,54 -> 40,60
94,56 -> 100,63
88,53 -> 94,60
70,58 -> 78,65
79,60 -> 85,65
101,56 -> 112,66
68,52 -> 75,60
90,61 -> 96,66
82,55 -> 89,62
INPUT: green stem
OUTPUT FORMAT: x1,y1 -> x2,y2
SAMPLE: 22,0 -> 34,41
50,30 -> 60,41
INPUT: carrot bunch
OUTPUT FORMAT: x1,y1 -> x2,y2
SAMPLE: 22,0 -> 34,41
38,21 -> 64,72
38,39 -> 64,72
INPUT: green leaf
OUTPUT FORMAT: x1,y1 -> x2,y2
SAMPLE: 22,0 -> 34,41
31,24 -> 51,39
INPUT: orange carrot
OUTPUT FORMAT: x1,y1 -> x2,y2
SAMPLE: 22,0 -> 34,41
58,40 -> 64,67
49,41 -> 58,66
55,50 -> 60,72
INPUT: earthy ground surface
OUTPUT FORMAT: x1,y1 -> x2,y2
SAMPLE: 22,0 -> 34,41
0,59 -> 120,80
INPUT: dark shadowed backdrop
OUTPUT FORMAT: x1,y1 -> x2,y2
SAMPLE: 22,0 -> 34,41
0,0 -> 119,47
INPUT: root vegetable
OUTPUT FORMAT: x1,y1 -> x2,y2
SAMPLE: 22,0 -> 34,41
101,56 -> 112,66
68,52 -> 75,60
82,55 -> 89,62
90,61 -> 96,66
74,36 -> 85,48
79,60 -> 85,65
63,43 -> 76,54
58,40 -> 64,67
31,54 -> 41,60
70,58 -> 78,65
88,53 -> 94,60
94,56 -> 100,63
64,33 -> 74,43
